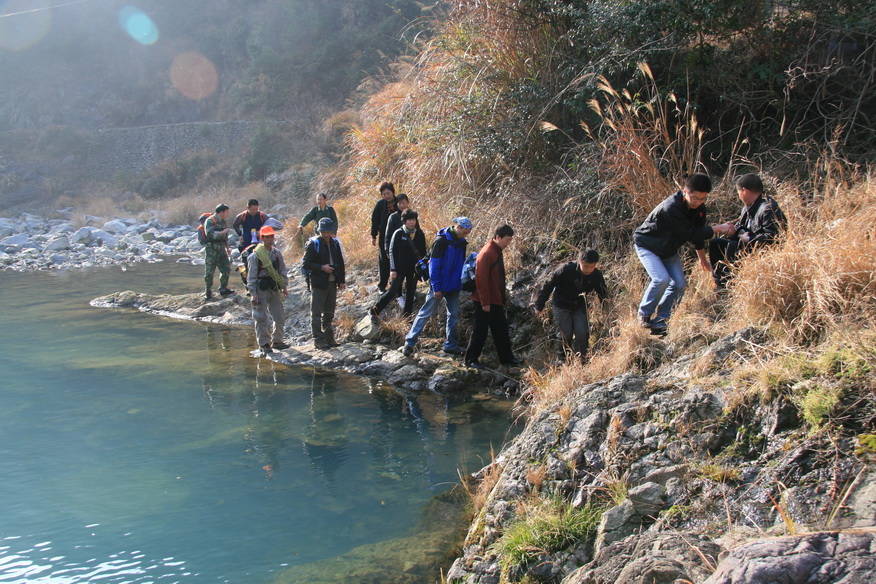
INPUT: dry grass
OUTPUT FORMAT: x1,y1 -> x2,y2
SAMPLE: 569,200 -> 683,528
724,173 -> 876,345
583,62 -> 706,221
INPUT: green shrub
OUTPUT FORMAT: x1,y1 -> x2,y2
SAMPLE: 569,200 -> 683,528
496,498 -> 602,578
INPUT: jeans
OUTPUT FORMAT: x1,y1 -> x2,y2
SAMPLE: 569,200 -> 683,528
464,303 -> 515,364
405,289 -> 461,350
635,245 -> 686,322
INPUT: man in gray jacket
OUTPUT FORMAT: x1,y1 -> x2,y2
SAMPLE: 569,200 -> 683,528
247,225 -> 289,354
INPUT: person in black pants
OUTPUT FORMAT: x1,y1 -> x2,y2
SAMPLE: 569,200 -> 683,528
371,210 -> 426,320
464,224 -> 521,368
709,173 -> 787,289
533,248 -> 608,363
370,181 -> 397,293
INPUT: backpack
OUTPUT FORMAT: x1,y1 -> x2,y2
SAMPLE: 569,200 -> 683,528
196,213 -> 213,245
460,252 -> 478,292
414,253 -> 430,282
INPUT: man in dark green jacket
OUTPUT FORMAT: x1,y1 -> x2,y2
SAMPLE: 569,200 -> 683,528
298,193 -> 338,235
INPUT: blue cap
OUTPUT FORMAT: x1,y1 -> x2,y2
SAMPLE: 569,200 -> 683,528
452,217 -> 473,230
317,217 -> 337,232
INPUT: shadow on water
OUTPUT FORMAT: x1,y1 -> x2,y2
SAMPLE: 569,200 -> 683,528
0,262 -> 519,584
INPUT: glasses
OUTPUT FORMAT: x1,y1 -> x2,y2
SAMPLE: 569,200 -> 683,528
687,193 -> 708,203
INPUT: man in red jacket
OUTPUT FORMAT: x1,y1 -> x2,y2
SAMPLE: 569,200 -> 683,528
464,224 -> 521,369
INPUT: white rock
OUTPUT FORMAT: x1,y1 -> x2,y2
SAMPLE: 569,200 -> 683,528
89,229 -> 118,247
44,236 -> 71,252
102,219 -> 128,234
48,222 -> 74,235
70,227 -> 93,245
2,234 -> 37,249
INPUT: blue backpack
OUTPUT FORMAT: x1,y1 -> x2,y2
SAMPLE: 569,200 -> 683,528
460,252 -> 478,292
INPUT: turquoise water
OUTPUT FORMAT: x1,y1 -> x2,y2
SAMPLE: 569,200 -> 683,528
0,261 -> 516,583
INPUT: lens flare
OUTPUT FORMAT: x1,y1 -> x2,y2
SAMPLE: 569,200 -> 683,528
118,5 -> 158,45
0,0 -> 52,52
170,52 -> 218,101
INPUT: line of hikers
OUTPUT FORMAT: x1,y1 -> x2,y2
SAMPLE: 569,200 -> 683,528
203,172 -> 785,362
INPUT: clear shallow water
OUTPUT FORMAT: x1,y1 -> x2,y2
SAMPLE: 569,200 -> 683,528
0,261 -> 516,584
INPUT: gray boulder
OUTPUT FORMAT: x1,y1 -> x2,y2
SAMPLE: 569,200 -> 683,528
43,236 -> 71,252
564,532 -> 721,584
704,530 -> 876,584
70,227 -> 94,245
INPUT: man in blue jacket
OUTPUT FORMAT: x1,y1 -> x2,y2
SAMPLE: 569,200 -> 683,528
401,216 -> 473,356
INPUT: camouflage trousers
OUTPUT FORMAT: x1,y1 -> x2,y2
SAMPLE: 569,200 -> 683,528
204,244 -> 230,291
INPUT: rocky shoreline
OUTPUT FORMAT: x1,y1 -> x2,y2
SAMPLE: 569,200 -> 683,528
0,211 -> 206,271
10,210 -> 876,583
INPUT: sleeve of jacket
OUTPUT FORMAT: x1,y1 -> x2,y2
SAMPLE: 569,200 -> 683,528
414,230 -> 427,258
276,249 -> 289,287
205,216 -> 218,241
594,270 -> 608,301
533,268 -> 560,311
428,236 -> 448,292
370,200 -> 382,237
474,246 -> 499,306
747,201 -> 786,247
247,251 -> 260,295
232,212 -> 244,235
385,215 -> 398,251
388,229 -> 400,272
335,240 -> 346,285
299,207 -> 316,228
302,240 -> 322,274
329,206 -> 338,229
664,204 -> 713,249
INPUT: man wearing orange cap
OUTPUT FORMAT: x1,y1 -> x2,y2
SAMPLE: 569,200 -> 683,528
246,225 -> 289,354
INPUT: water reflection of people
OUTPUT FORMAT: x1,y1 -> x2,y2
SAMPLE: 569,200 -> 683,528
302,370 -> 348,491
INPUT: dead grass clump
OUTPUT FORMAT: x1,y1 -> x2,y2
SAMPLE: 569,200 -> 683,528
584,313 -> 664,381
520,360 -> 589,413
725,176 -> 876,345
377,313 -> 414,345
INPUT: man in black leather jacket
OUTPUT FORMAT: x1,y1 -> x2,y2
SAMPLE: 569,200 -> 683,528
709,174 -> 787,288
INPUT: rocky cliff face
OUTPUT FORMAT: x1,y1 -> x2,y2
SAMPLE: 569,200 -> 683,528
446,329 -> 876,584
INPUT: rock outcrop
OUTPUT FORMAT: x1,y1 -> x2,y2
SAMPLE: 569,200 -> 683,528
445,330 -> 874,583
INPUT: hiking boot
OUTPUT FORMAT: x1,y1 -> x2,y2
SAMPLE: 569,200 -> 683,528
650,318 -> 668,336
327,340 -> 341,347
272,340 -> 290,350
369,307 -> 380,325
639,315 -> 653,329
204,289 -> 213,300
314,341 -> 330,350
401,344 -> 414,357
464,360 -> 484,370
443,347 -> 465,356
219,287 -> 235,296
260,344 -> 273,354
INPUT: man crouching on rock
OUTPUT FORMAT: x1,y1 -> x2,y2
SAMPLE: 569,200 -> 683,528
302,218 -> 346,350
247,225 -> 289,354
